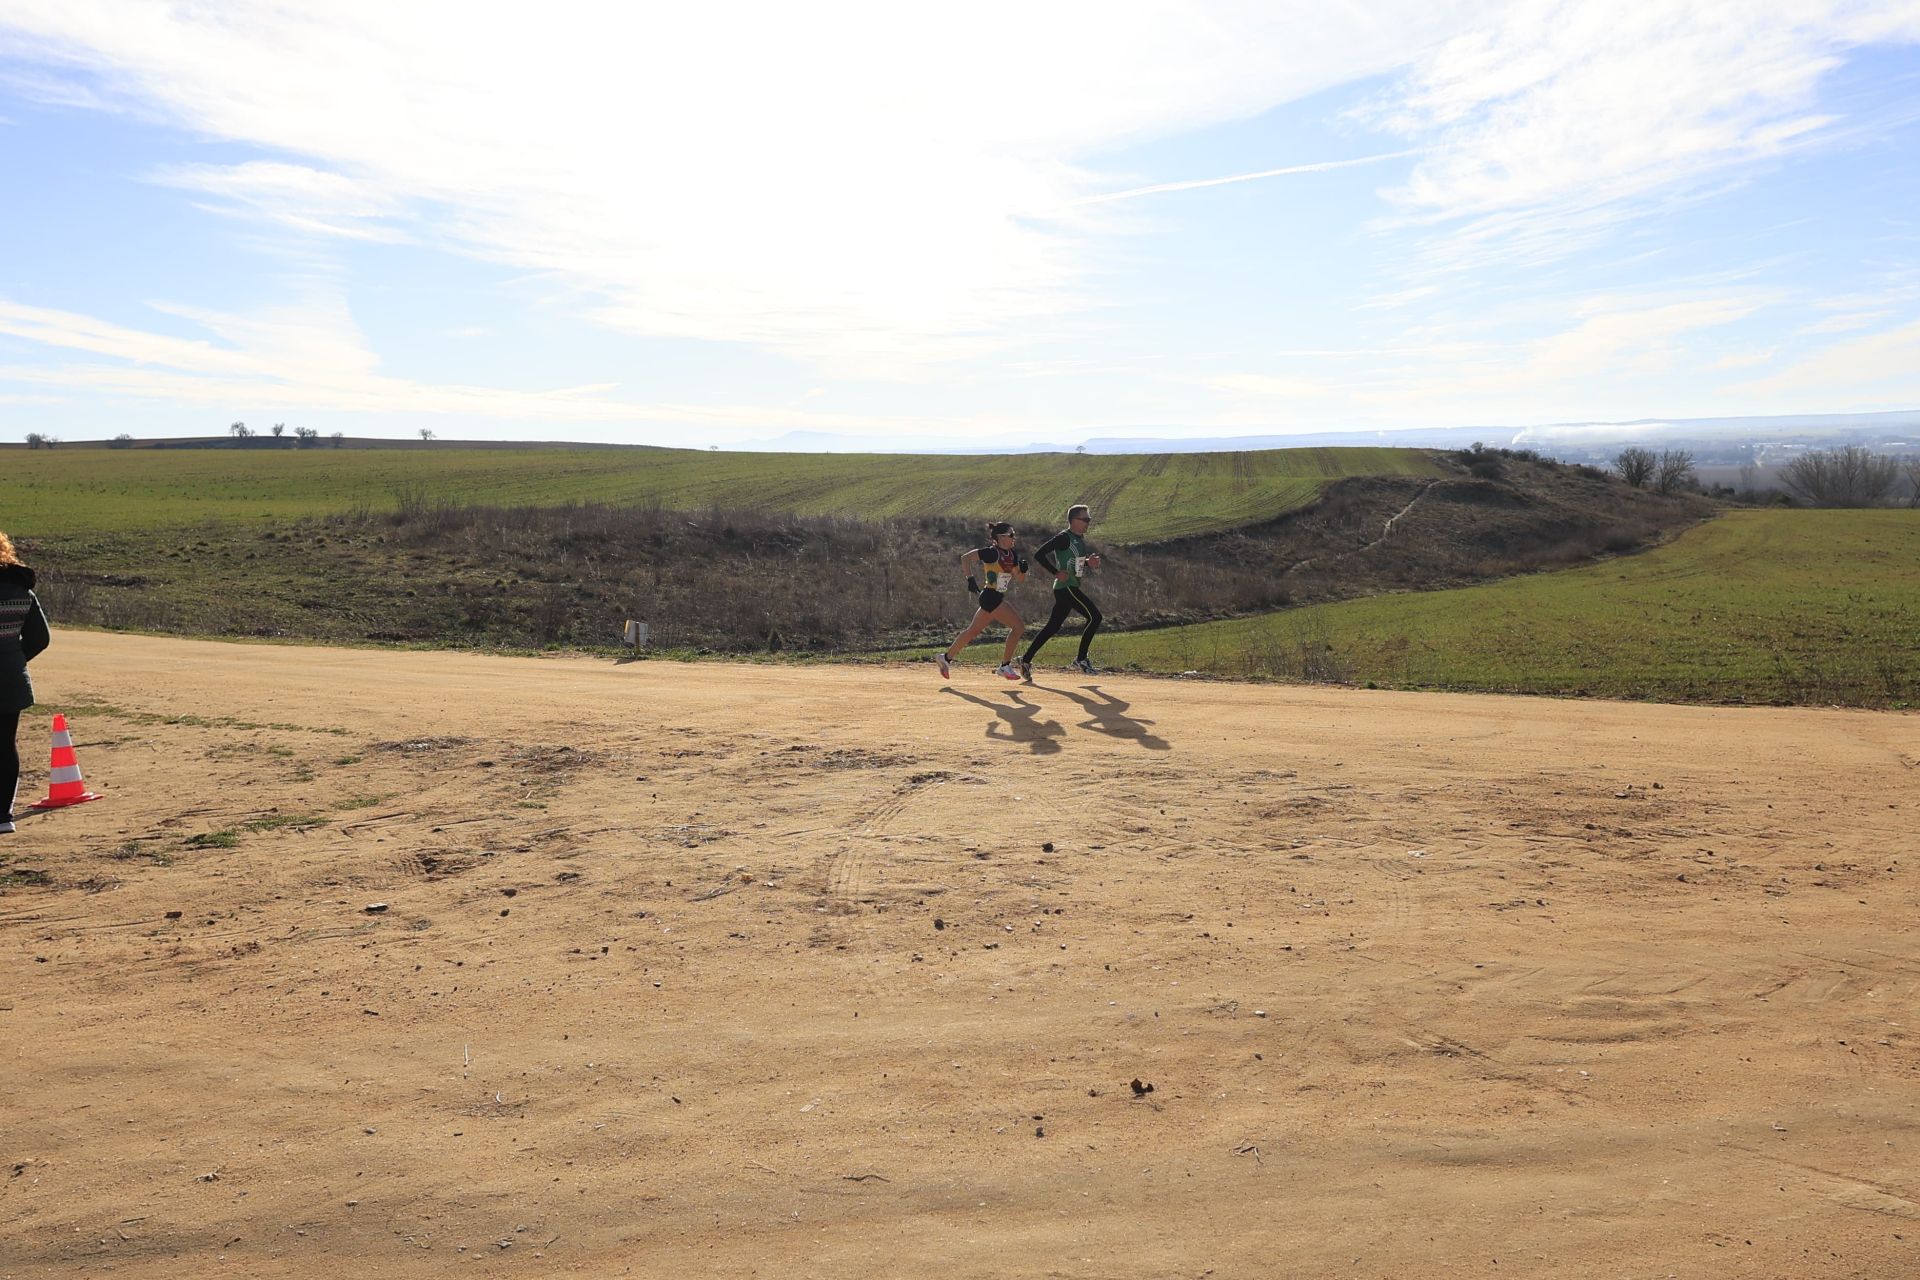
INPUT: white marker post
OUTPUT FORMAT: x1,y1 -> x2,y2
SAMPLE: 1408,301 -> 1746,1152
622,620 -> 649,648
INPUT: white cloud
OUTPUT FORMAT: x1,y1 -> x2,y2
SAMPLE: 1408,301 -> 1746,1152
1796,309 -> 1892,334
1527,296 -> 1768,380
0,1 -> 1492,376
0,294 -> 994,435
1728,314 -> 1920,398
1372,0 -> 1920,266
1203,291 -> 1770,426
1708,346 -> 1780,371
153,162 -> 409,243
1204,372 -> 1337,401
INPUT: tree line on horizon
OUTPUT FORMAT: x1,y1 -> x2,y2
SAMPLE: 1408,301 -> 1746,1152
23,422 -> 445,449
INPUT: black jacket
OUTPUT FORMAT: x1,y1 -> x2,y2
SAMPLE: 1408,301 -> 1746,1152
0,563 -> 50,712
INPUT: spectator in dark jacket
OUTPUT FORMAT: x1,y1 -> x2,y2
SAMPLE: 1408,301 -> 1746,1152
0,531 -> 50,834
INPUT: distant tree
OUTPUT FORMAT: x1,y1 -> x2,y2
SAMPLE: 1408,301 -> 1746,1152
1780,445 -> 1900,507
418,427 -> 435,441
230,421 -> 253,439
271,422 -> 286,439
24,431 -> 46,450
1613,447 -> 1656,488
109,433 -> 134,449
1460,442 -> 1504,480
1904,455 -> 1920,509
1655,449 -> 1696,495
43,436 -> 59,449
330,431 -> 345,448
294,426 -> 320,447
1075,444 -> 1087,455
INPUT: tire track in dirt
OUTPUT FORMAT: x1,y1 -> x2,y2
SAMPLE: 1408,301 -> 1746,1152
817,770 -> 956,946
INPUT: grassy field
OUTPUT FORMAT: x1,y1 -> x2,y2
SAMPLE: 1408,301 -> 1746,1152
1078,510 -> 1920,706
3,444 -> 1440,544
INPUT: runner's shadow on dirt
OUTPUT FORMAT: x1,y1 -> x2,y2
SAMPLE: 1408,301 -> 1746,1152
1031,683 -> 1171,752
941,688 -> 1066,754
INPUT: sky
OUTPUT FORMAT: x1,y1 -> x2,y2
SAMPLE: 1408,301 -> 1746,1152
1,0 -> 1918,451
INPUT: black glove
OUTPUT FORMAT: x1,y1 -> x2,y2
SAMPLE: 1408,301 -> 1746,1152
966,576 -> 980,596
1018,558 -> 1029,573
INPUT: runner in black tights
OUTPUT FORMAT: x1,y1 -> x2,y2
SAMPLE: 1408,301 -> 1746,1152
1020,504 -> 1102,681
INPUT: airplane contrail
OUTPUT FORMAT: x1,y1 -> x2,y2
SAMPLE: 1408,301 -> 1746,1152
1074,148 -> 1424,206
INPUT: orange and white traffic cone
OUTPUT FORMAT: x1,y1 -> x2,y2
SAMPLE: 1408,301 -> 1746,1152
29,713 -> 101,810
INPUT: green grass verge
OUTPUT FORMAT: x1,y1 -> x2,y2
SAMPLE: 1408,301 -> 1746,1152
1092,510 -> 1920,706
6,445 -> 1439,544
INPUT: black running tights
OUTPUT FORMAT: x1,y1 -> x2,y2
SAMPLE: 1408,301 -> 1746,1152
1022,588 -> 1102,664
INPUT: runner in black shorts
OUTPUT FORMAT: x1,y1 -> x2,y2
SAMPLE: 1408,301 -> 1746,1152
937,521 -> 1028,681
1020,503 -> 1103,679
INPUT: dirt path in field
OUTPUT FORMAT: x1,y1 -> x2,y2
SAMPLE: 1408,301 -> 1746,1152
3,633 -> 1917,1279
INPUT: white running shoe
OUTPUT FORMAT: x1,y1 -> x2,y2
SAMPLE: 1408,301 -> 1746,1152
0,818 -> 14,834
937,653 -> 951,680
1071,658 -> 1098,676
997,663 -> 1020,681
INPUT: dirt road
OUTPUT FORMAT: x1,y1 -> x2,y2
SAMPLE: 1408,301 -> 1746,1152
3,633 -> 1916,1278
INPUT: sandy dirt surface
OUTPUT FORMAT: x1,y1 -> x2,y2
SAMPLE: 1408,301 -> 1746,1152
2,632 -> 1917,1279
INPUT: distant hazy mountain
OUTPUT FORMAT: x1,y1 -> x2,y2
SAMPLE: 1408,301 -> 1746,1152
737,409 -> 1920,457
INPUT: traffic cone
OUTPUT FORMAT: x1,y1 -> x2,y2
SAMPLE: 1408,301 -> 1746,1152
29,713 -> 101,810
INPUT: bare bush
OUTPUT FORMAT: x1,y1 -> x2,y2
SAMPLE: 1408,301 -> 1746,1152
31,574 -> 93,618
1614,447 -> 1656,488
1780,445 -> 1901,507
1655,449 -> 1696,495
1242,616 -> 1353,683
1904,455 -> 1920,508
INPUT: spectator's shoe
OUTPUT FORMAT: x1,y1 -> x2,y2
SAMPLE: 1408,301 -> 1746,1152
1071,658 -> 1098,676
1019,659 -> 1033,683
937,653 -> 951,680
997,663 -> 1021,681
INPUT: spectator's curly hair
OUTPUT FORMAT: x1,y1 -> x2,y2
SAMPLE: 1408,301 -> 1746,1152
0,530 -> 18,567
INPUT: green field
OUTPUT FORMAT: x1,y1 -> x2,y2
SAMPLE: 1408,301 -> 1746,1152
1088,510 -> 1920,706
2,444 -> 1439,544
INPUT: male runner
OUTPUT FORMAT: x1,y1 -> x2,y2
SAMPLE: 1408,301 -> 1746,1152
1020,504 -> 1103,680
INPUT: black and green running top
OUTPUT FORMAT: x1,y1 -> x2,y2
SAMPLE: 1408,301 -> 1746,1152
1032,529 -> 1091,590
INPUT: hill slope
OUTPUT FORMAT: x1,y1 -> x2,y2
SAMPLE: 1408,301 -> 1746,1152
5,444 -> 1440,544
1096,509 -> 1920,706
